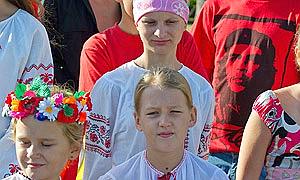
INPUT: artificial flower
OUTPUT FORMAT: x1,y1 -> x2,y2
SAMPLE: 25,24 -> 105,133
37,97 -> 59,121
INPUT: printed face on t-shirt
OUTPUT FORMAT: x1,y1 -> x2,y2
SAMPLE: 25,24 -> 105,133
225,44 -> 262,92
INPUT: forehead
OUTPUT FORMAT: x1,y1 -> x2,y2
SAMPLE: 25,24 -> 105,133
141,11 -> 183,21
228,44 -> 262,55
15,117 -> 65,139
139,86 -> 187,107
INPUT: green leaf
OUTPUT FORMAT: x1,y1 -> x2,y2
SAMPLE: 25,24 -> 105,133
30,76 -> 43,91
63,105 -> 74,116
15,84 -> 27,99
36,84 -> 51,97
74,91 -> 85,99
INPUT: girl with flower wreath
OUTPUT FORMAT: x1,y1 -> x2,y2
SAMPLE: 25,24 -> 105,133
0,0 -> 53,178
1,76 -> 92,180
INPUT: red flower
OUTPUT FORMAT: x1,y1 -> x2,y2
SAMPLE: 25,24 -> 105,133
4,92 -> 14,105
90,133 -> 98,142
99,126 -> 105,135
105,140 -> 110,148
57,104 -> 79,123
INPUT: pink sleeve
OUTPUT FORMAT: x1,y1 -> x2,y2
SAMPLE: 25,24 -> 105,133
252,90 -> 283,133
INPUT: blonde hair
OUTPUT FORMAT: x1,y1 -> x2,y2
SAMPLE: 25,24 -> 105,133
134,67 -> 193,114
11,85 -> 84,146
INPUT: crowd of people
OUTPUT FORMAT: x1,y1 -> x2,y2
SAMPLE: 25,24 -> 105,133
0,0 -> 299,180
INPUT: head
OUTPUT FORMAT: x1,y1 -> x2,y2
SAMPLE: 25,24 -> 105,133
220,28 -> 276,93
2,77 -> 92,180
134,67 -> 196,154
133,0 -> 188,54
7,0 -> 43,18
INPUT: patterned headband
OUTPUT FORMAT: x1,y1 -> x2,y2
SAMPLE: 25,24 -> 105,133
133,0 -> 190,24
2,77 -> 92,124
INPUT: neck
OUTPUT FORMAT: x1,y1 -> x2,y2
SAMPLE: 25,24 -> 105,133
118,5 -> 138,35
0,0 -> 18,21
146,148 -> 184,174
135,51 -> 181,70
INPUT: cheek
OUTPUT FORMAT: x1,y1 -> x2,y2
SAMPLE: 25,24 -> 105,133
245,62 -> 260,77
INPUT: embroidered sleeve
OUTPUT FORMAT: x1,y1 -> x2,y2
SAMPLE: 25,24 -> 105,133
252,90 -> 283,134
84,77 -> 121,179
198,88 -> 214,159
18,24 -> 54,85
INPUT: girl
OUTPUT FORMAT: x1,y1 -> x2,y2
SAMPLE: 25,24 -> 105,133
100,67 -> 226,179
84,0 -> 214,178
0,0 -> 53,177
2,77 -> 92,180
236,30 -> 300,179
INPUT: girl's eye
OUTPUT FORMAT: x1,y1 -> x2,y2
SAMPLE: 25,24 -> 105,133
166,20 -> 178,24
142,20 -> 155,25
19,140 -> 30,146
42,142 -> 53,147
146,111 -> 159,116
170,110 -> 182,114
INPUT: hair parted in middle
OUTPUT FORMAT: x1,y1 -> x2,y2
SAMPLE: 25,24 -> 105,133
134,67 -> 193,114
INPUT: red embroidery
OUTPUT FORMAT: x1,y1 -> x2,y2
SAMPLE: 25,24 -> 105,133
85,113 -> 112,157
158,172 -> 176,180
23,63 -> 54,72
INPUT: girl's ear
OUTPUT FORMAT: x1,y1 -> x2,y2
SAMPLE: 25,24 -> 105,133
134,112 -> 143,132
69,143 -> 81,160
188,106 -> 197,128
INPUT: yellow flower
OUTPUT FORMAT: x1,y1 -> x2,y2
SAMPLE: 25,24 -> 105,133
11,99 -> 20,111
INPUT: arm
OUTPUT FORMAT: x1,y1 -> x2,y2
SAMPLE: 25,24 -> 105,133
176,31 -> 209,81
79,35 -> 111,92
84,77 -> 120,179
21,22 -> 54,84
236,111 -> 271,180
190,2 -> 216,82
198,87 -> 215,159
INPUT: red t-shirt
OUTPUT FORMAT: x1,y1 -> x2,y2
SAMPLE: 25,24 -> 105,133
191,0 -> 300,153
79,24 -> 208,91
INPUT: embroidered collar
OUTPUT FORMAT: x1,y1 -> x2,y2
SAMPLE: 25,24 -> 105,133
143,150 -> 187,179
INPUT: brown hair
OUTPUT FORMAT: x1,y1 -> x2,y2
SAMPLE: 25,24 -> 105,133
134,67 -> 193,115
7,0 -> 44,18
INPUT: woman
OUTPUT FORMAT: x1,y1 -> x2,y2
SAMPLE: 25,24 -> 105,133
236,30 -> 300,179
100,67 -> 226,179
0,0 -> 53,178
83,0 -> 214,179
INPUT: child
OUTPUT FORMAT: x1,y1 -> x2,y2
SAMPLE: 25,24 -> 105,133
0,0 -> 53,177
1,77 -> 92,180
83,0 -> 214,178
236,29 -> 300,179
100,67 -> 226,179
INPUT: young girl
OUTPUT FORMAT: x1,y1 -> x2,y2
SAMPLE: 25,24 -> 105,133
236,30 -> 300,179
100,67 -> 226,179
1,76 -> 92,180
83,0 -> 214,178
0,0 -> 53,177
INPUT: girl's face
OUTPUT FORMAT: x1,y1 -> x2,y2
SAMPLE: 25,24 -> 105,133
15,117 -> 78,180
135,86 -> 196,154
136,11 -> 186,55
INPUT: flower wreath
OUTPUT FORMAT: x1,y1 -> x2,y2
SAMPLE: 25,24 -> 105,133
2,77 -> 92,124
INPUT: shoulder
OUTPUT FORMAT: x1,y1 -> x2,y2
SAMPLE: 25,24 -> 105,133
82,25 -> 119,51
14,10 -> 46,33
186,152 -> 227,179
102,152 -> 144,179
93,62 -> 143,89
180,66 -> 213,93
